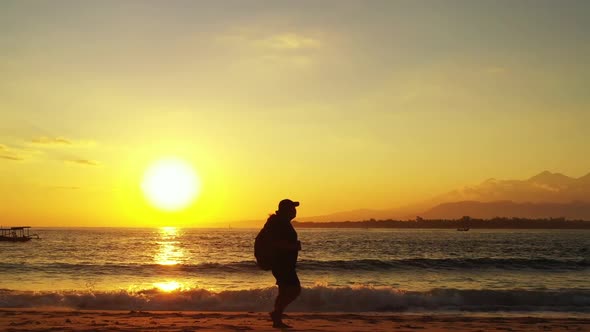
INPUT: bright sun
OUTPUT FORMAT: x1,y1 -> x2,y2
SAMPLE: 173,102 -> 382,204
141,158 -> 200,211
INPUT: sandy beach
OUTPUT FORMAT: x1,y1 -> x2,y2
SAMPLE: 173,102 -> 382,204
1,309 -> 588,332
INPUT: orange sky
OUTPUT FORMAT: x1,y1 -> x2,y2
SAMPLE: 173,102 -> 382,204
1,1 -> 589,227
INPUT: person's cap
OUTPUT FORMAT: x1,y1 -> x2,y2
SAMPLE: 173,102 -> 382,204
278,199 -> 300,210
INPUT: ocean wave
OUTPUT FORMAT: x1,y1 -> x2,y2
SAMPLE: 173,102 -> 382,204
1,258 -> 587,275
0,286 -> 588,313
299,258 -> 590,271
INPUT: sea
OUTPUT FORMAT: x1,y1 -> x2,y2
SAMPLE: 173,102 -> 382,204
1,227 -> 588,315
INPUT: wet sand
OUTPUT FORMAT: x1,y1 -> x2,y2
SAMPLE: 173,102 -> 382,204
1,309 -> 588,331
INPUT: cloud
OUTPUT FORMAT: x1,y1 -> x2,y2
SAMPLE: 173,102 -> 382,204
219,29 -> 322,54
29,137 -> 97,148
49,186 -> 81,190
216,29 -> 324,70
65,159 -> 100,166
258,33 -> 321,50
0,144 -> 24,161
0,155 -> 23,161
2,142 -> 100,164
31,136 -> 72,145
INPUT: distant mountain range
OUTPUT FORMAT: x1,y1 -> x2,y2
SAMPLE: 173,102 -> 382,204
299,171 -> 590,221
419,200 -> 590,220
432,171 -> 590,204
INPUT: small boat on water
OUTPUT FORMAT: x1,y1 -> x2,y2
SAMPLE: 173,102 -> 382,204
0,226 -> 40,242
457,227 -> 470,231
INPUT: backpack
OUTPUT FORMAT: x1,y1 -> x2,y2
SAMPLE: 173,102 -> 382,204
254,224 -> 274,270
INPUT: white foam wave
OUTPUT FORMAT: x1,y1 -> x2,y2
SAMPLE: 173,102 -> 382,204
0,286 -> 588,312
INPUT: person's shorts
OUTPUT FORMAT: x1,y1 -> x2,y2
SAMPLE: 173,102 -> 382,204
271,267 -> 300,287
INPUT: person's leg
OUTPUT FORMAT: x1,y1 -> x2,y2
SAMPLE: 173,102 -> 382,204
270,269 -> 300,327
273,269 -> 301,315
271,284 -> 300,327
274,284 -> 301,315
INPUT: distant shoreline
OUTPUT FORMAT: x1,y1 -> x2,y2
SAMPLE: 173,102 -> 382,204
293,218 -> 590,229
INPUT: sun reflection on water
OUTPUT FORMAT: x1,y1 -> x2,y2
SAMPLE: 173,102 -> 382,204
154,227 -> 185,266
161,226 -> 177,236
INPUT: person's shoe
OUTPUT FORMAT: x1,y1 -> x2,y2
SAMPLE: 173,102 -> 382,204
268,311 -> 289,319
270,311 -> 292,328
272,321 -> 292,328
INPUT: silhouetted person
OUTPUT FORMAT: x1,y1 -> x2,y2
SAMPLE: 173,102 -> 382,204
265,199 -> 301,328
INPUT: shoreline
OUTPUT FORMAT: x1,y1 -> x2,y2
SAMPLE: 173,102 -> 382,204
1,309 -> 589,331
